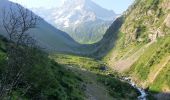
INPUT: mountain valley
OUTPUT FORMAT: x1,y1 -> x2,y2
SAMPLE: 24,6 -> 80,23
0,0 -> 170,100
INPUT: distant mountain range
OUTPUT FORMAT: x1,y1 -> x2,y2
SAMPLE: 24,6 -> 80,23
32,0 -> 118,44
0,0 -> 118,56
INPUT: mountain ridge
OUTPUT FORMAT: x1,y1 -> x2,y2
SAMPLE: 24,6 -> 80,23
32,0 -> 117,44
0,0 -> 85,54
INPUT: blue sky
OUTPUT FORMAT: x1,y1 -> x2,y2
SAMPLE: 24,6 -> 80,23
9,0 -> 134,14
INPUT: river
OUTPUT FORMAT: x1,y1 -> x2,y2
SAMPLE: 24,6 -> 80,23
121,77 -> 147,100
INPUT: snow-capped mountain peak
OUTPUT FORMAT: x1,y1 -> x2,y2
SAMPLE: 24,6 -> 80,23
49,0 -> 116,27
31,0 -> 117,43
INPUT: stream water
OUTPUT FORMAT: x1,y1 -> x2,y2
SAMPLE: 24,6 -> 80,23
122,77 -> 147,100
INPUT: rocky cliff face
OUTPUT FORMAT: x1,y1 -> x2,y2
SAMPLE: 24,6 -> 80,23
121,0 -> 170,44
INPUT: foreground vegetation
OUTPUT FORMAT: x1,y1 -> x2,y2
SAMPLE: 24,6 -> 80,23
0,36 -> 85,99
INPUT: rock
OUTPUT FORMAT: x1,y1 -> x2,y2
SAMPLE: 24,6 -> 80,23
147,10 -> 153,16
137,38 -> 144,42
157,29 -> 164,37
148,28 -> 164,42
162,1 -> 170,10
164,14 -> 170,28
148,33 -> 157,42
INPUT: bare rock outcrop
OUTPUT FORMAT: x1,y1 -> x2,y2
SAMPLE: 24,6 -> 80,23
164,14 -> 170,28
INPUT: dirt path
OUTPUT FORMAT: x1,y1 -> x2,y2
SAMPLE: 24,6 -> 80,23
148,56 -> 170,83
66,66 -> 113,100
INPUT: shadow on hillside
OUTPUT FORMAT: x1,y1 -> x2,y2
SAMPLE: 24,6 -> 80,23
147,90 -> 170,100
79,16 -> 125,59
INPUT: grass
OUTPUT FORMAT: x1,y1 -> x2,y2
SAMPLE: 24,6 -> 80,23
104,31 -> 145,69
150,61 -> 170,92
0,36 -> 85,100
128,36 -> 170,80
0,35 -> 140,99
50,54 -> 104,73
50,53 -> 139,99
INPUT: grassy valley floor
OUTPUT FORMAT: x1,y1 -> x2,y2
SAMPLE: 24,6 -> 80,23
50,54 -> 139,100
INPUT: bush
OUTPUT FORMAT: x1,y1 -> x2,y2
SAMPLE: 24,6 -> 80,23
0,38 -> 85,99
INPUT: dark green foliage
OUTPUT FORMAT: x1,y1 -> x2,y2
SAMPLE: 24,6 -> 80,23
157,8 -> 164,18
97,75 -> 139,99
135,25 -> 146,39
0,36 -> 85,100
23,59 -> 84,100
150,0 -> 159,11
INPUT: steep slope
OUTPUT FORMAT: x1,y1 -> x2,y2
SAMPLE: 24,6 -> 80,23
32,0 -> 117,44
0,0 -> 84,54
0,35 -> 87,99
91,0 -> 170,99
88,16 -> 124,58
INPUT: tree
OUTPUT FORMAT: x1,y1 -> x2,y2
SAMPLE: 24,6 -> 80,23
0,3 -> 39,99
